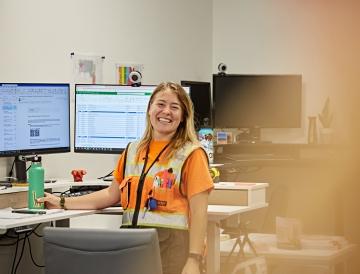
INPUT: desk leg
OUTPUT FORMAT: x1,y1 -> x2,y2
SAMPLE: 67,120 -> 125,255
207,220 -> 220,274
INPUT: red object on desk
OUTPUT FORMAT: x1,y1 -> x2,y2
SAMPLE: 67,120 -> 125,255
71,169 -> 87,182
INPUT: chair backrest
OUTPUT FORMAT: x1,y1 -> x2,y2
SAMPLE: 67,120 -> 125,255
43,227 -> 162,274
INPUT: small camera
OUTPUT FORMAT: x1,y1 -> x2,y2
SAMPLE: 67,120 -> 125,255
218,63 -> 227,75
129,70 -> 142,86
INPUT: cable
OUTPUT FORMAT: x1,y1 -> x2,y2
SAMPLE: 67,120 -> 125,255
10,234 -> 20,274
0,240 -> 18,247
25,224 -> 44,267
1,176 -> 17,181
14,234 -> 27,274
26,237 -> 44,268
5,231 -> 18,239
51,191 -> 66,195
2,230 -> 26,244
61,189 -> 71,195
97,169 -> 114,180
32,230 -> 43,238
8,158 -> 16,178
4,224 -> 44,273
25,223 -> 43,238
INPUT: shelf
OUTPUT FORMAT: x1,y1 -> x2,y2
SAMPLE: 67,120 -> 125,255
214,143 -> 339,148
214,143 -> 342,167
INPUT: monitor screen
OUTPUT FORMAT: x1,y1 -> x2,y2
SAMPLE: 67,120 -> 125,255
213,74 -> 302,129
0,83 -> 70,157
74,84 -> 190,154
181,80 -> 212,129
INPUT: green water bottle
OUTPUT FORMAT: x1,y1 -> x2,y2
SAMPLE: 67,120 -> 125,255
28,156 -> 45,209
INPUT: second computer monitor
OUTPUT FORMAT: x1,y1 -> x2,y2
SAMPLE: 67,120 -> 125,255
75,84 -> 155,154
74,84 -> 189,154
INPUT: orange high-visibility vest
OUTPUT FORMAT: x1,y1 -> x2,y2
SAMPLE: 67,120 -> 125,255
119,141 -> 200,229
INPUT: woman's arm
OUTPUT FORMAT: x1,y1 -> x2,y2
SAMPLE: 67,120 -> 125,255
182,191 -> 209,274
189,191 -> 209,254
37,180 -> 121,210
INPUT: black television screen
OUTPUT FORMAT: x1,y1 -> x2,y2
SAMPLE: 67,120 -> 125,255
213,74 -> 302,129
181,80 -> 212,129
0,83 -> 71,157
74,84 -> 190,154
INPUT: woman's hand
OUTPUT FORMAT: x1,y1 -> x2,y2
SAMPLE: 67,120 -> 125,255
181,257 -> 201,274
36,192 -> 61,209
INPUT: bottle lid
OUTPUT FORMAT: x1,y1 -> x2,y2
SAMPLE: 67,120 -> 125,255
32,156 -> 42,162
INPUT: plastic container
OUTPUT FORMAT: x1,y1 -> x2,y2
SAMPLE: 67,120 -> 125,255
198,118 -> 214,164
28,156 -> 45,209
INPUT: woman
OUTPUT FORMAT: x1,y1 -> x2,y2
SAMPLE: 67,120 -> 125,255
38,82 -> 214,274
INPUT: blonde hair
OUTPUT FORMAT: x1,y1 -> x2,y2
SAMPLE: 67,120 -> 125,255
136,82 -> 199,160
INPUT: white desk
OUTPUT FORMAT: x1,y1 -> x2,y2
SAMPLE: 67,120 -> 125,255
1,180 -> 267,274
0,204 -> 267,274
220,233 -> 356,274
0,179 -> 109,209
0,179 -> 116,235
207,204 -> 268,274
0,209 -> 101,234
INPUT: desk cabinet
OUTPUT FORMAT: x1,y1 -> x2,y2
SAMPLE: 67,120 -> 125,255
0,191 -> 27,209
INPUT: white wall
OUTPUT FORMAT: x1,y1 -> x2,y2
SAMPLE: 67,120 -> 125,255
0,0 -> 213,179
212,0 -> 360,143
3,0 -> 358,177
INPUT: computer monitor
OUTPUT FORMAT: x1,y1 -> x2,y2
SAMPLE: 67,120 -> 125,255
74,84 -> 190,154
0,83 -> 70,157
181,80 -> 212,129
43,227 -> 162,274
213,74 -> 302,139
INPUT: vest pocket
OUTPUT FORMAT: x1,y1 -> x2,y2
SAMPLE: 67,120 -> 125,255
151,186 -> 176,212
119,177 -> 132,209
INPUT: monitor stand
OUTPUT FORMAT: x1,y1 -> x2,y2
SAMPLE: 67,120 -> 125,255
14,156 -> 27,183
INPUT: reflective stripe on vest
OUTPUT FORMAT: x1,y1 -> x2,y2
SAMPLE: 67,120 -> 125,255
121,141 -> 200,229
122,209 -> 189,230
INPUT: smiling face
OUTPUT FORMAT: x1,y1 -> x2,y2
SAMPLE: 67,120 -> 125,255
148,89 -> 183,141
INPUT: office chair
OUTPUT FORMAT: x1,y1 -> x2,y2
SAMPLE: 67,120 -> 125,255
43,227 -> 162,274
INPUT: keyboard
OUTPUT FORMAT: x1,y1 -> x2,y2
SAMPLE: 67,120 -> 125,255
62,185 -> 107,197
63,191 -> 95,197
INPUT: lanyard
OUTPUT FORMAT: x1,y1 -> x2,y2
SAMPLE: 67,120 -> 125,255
132,142 -> 170,227
139,143 -> 170,179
